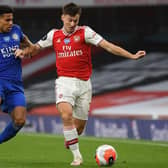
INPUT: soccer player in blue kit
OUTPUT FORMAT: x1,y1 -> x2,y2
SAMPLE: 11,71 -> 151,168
0,5 -> 32,144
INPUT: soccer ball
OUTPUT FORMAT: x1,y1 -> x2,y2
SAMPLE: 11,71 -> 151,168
95,144 -> 117,166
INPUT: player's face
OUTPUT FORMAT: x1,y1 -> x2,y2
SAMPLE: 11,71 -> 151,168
0,13 -> 13,33
61,14 -> 80,34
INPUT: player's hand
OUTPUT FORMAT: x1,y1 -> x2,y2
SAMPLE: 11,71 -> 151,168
133,50 -> 146,59
15,49 -> 25,59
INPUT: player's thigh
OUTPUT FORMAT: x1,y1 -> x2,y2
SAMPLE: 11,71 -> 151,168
73,90 -> 92,120
6,92 -> 26,114
57,102 -> 73,118
9,92 -> 27,124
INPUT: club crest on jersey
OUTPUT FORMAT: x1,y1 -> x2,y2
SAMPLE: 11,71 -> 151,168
59,94 -> 63,98
73,36 -> 80,42
12,33 -> 19,41
64,38 -> 70,44
3,36 -> 10,42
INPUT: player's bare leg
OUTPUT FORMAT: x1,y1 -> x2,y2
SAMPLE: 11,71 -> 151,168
11,106 -> 26,127
73,118 -> 86,135
57,102 -> 83,166
0,106 -> 26,143
64,119 -> 86,150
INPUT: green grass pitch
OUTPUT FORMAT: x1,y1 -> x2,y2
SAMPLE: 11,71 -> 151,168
0,133 -> 168,168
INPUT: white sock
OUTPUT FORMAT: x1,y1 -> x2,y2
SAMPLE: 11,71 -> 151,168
64,128 -> 82,159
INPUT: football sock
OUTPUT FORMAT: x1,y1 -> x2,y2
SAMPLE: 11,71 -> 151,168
63,127 -> 82,159
0,121 -> 23,144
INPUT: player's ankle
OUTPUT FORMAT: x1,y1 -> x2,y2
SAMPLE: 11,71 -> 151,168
72,149 -> 82,158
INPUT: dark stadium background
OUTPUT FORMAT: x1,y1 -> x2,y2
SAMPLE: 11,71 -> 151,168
1,1 -> 168,141
13,6 -> 168,109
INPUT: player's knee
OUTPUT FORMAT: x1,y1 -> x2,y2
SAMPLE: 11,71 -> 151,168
61,112 -> 73,122
14,118 -> 26,126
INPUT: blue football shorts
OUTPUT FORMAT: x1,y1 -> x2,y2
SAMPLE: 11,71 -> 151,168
0,79 -> 26,113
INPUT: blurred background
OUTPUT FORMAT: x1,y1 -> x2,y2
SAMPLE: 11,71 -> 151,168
1,0 -> 168,141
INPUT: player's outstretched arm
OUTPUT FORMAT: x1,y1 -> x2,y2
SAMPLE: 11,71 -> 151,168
20,34 -> 33,49
98,39 -> 146,59
15,43 -> 41,59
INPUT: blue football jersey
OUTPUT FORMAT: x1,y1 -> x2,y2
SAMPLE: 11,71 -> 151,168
0,24 -> 24,81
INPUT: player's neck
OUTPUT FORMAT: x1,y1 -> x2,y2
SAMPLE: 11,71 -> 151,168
62,26 -> 78,36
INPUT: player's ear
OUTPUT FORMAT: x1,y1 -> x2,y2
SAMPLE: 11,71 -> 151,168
61,14 -> 64,21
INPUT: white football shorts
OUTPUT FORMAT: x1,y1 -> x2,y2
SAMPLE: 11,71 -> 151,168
55,77 -> 92,120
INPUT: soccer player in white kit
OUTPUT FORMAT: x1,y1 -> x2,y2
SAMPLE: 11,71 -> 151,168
15,2 -> 146,166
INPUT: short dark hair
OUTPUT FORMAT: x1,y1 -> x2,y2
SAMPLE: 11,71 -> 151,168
62,3 -> 82,16
0,5 -> 14,16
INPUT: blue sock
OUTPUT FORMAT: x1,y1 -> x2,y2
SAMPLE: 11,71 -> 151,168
0,121 -> 23,144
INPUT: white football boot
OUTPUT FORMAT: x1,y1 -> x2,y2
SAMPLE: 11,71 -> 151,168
70,155 -> 83,166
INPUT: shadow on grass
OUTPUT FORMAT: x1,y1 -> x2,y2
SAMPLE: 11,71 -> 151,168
0,160 -> 99,168
0,161 -> 64,168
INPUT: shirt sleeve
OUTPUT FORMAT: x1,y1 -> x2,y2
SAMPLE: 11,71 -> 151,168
15,24 -> 24,41
84,26 -> 103,46
20,29 -> 24,41
37,29 -> 55,48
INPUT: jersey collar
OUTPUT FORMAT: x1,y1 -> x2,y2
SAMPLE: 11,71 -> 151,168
62,26 -> 78,36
